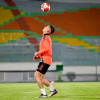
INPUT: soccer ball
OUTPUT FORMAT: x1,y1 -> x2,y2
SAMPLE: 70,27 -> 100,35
41,3 -> 50,12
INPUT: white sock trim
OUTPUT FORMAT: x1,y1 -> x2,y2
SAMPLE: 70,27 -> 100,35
48,84 -> 55,91
40,88 -> 46,95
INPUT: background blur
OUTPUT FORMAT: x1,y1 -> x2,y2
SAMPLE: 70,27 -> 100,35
0,0 -> 100,83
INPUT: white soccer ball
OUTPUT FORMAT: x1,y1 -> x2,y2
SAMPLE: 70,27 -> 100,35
41,3 -> 50,12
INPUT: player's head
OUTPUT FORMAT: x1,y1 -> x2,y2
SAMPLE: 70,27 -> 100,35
43,25 -> 55,34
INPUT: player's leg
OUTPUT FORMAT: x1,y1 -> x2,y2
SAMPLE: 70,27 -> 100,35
42,77 -> 55,90
40,74 -> 58,97
34,71 -> 47,98
43,77 -> 58,97
42,77 -> 50,87
34,71 -> 44,89
35,62 -> 57,97
35,62 -> 48,98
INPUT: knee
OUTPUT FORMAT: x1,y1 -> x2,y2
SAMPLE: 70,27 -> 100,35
40,75 -> 44,80
34,71 -> 40,79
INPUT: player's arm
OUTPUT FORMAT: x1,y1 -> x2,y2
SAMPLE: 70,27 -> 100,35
34,39 -> 49,56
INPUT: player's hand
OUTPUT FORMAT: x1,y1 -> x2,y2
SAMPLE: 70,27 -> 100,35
33,55 -> 40,60
34,52 -> 38,56
33,55 -> 38,60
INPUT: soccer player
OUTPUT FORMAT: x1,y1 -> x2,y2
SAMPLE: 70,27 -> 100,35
33,25 -> 58,98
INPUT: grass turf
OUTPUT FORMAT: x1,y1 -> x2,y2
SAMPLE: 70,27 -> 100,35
0,82 -> 100,100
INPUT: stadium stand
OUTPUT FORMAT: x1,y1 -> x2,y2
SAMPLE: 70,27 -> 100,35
0,0 -> 100,83
0,0 -> 100,66
35,8 -> 100,36
13,0 -> 100,12
0,32 -> 26,43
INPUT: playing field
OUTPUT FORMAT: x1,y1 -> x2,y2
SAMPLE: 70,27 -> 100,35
0,82 -> 100,100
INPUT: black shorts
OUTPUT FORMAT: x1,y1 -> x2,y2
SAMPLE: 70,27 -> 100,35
36,62 -> 50,74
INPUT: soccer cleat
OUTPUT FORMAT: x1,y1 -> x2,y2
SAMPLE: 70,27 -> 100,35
48,89 -> 58,97
38,94 -> 48,98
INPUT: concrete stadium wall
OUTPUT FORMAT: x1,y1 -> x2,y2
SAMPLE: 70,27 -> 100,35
0,62 -> 62,71
0,62 -> 100,82
0,62 -> 60,83
62,66 -> 100,74
62,66 -> 100,82
0,71 -> 58,83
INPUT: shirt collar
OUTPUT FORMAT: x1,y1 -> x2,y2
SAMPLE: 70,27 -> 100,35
42,33 -> 50,36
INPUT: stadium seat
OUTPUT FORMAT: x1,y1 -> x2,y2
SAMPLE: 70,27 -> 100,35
0,7 -> 14,25
0,0 -> 100,65
0,32 -> 26,43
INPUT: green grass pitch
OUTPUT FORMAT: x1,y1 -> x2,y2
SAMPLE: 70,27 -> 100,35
0,82 -> 100,100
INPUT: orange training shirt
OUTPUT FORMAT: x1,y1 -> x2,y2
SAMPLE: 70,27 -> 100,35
37,34 -> 52,65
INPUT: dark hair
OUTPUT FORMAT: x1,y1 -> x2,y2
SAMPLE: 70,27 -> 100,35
50,25 -> 55,34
